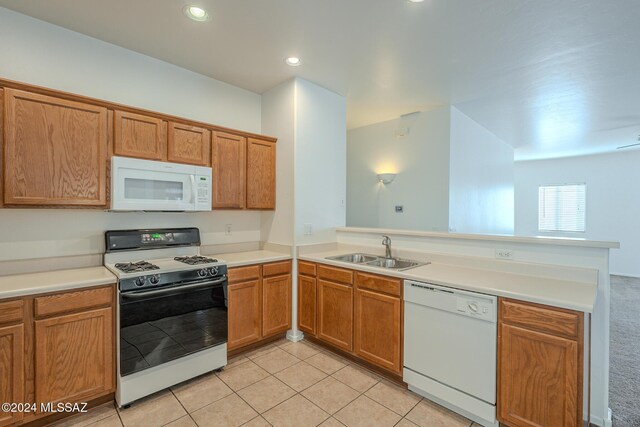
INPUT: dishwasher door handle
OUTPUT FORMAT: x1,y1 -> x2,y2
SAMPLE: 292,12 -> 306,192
410,283 -> 454,294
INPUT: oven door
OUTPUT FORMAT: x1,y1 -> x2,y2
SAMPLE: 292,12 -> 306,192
119,277 -> 227,377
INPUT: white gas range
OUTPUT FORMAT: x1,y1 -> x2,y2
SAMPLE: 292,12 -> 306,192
104,228 -> 228,407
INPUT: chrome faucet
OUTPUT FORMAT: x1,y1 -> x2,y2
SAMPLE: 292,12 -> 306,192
382,235 -> 392,259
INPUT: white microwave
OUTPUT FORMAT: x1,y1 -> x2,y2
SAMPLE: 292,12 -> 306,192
111,157 -> 212,212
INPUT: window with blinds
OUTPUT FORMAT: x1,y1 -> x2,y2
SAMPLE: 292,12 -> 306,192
538,184 -> 586,232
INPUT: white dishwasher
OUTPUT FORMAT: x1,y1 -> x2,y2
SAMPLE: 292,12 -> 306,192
403,280 -> 498,427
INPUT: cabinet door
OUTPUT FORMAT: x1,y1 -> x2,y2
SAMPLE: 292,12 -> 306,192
498,324 -> 581,427
212,132 -> 246,208
4,89 -> 108,206
317,280 -> 353,351
354,288 -> 401,373
297,275 -> 317,335
35,308 -> 114,405
246,138 -> 276,209
114,110 -> 166,161
262,274 -> 291,337
227,279 -> 261,349
0,324 -> 24,426
167,122 -> 211,166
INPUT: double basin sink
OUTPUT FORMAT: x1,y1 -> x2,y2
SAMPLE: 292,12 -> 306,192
326,253 -> 428,271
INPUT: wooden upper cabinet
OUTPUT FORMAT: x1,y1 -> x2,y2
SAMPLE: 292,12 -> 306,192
167,122 -> 211,166
114,110 -> 166,161
0,324 -> 24,426
212,132 -> 246,208
35,307 -> 114,405
246,138 -> 276,209
262,273 -> 292,337
3,89 -> 108,206
498,299 -> 583,427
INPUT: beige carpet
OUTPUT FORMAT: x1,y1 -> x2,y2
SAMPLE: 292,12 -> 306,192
609,275 -> 640,427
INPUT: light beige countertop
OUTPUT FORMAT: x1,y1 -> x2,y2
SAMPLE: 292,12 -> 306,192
0,250 -> 291,300
300,249 -> 597,313
216,250 -> 291,268
0,267 -> 117,299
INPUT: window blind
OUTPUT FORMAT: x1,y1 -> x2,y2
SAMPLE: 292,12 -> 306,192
538,184 -> 586,232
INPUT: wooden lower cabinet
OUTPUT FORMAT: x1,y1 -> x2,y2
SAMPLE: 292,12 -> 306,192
297,274 -> 316,335
317,279 -> 353,352
354,288 -> 402,374
262,274 -> 291,337
0,324 -> 24,426
0,285 -> 115,426
498,298 -> 584,427
35,308 -> 113,405
227,261 -> 292,351
299,261 -> 403,376
227,279 -> 262,350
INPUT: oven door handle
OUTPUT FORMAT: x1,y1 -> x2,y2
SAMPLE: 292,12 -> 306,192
120,277 -> 227,301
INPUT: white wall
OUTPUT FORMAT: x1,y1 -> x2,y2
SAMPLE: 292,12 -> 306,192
346,108 -> 451,231
515,150 -> 640,277
449,107 -> 515,234
0,7 -> 264,261
0,7 -> 261,132
295,79 -> 347,244
261,80 -> 296,246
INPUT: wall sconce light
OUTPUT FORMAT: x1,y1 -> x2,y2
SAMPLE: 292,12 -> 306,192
377,173 -> 397,184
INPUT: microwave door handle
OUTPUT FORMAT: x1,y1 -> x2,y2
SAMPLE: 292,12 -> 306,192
190,175 -> 196,204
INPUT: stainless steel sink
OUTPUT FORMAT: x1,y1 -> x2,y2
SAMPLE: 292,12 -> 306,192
325,253 -> 428,271
365,258 -> 426,270
326,253 -> 378,264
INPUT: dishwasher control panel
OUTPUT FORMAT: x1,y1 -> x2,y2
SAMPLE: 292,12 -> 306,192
455,297 -> 495,321
404,280 -> 497,323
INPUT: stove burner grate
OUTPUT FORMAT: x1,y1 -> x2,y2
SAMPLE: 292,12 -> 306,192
115,261 -> 160,273
174,255 -> 218,265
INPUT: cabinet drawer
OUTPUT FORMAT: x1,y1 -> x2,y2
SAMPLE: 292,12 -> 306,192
298,261 -> 316,277
318,264 -> 353,285
500,298 -> 582,340
0,299 -> 24,325
355,272 -> 401,297
228,265 -> 261,284
263,260 -> 292,278
34,286 -> 114,319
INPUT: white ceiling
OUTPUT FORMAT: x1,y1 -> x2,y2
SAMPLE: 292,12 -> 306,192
1,0 -> 640,160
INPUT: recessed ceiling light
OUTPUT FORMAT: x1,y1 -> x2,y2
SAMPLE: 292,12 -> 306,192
408,0 -> 425,2
184,5 -> 209,21
285,57 -> 302,66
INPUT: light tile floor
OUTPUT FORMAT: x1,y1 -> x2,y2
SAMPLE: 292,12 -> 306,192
52,339 -> 477,427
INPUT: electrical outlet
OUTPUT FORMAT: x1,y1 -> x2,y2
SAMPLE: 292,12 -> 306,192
304,223 -> 313,236
495,249 -> 514,260
225,224 -> 232,235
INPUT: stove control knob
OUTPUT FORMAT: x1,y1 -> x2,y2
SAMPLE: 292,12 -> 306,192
134,277 -> 146,287
209,266 -> 219,276
149,275 -> 160,285
198,269 -> 208,277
